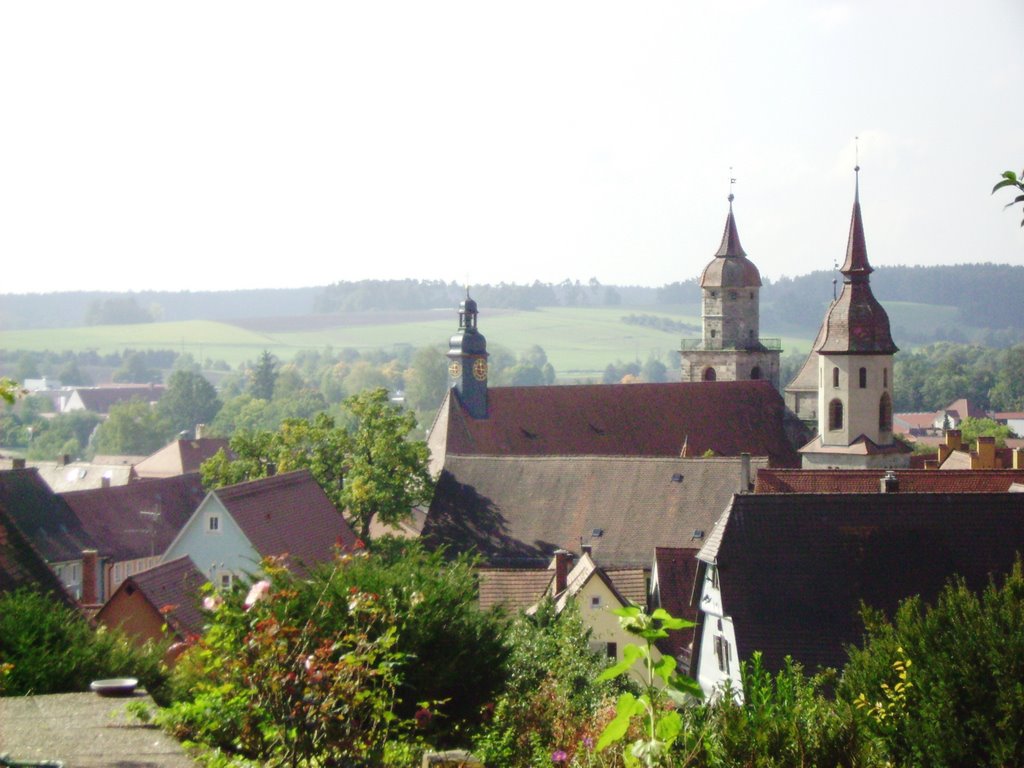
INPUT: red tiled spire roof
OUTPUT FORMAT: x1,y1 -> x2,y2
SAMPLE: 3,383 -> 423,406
816,168 -> 897,355
701,195 -> 762,288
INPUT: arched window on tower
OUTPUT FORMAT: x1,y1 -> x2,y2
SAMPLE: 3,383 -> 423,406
829,399 -> 844,431
879,392 -> 893,432
703,367 -> 717,382
750,366 -> 762,380
859,367 -> 867,388
832,367 -> 840,388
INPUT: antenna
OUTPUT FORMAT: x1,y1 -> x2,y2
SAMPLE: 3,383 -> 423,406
854,135 -> 860,171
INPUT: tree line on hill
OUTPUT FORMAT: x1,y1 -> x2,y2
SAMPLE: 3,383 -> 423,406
4,264 -> 1024,346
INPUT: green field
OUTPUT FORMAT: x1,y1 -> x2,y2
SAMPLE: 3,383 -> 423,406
0,305 -> 846,379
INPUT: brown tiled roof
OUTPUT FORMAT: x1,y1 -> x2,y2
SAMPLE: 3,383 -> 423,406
755,468 -> 1024,494
132,438 -> 230,479
702,492 -> 1024,673
71,385 -> 165,414
605,568 -> 647,607
424,454 -> 765,568
61,474 -> 206,561
0,468 -> 97,563
477,568 -> 553,612
893,412 -> 935,433
0,504 -> 74,604
700,203 -> 762,288
435,380 -> 799,467
119,556 -> 208,638
798,433 -> 912,456
215,470 -> 358,570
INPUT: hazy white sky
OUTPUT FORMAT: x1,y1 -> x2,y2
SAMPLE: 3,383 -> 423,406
2,1 -> 1022,295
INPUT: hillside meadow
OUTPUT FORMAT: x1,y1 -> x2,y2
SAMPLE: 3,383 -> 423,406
0,302 -> 968,380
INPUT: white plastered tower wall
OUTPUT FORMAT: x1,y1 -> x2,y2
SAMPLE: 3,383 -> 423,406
817,352 -> 894,447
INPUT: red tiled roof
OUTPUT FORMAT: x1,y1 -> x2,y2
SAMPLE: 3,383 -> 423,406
215,470 -> 358,570
133,438 -> 230,479
72,385 -> 165,414
437,380 -> 799,467
477,568 -> 553,612
61,474 -> 206,561
755,468 -> 1024,494
653,546 -> 700,662
121,556 -> 208,638
0,504 -> 75,604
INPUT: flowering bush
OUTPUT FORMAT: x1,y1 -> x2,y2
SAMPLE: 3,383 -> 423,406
162,558 -> 404,766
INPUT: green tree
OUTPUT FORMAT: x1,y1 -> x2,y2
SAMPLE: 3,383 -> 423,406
340,388 -> 432,540
249,350 -> 279,400
839,560 -> 1024,768
91,399 -> 171,456
25,410 -> 102,460
158,370 -> 222,435
57,358 -> 92,386
957,416 -> 1016,446
989,344 -> 1024,411
403,346 -> 448,413
112,351 -> 161,384
992,168 -> 1024,227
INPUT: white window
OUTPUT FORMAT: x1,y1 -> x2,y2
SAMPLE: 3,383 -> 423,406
218,570 -> 233,589
206,513 -> 221,533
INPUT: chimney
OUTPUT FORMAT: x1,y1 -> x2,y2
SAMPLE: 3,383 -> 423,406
880,471 -> 899,494
976,436 -> 996,468
553,549 -> 571,595
195,423 -> 205,439
59,454 -> 71,466
81,549 -> 99,605
946,429 -> 962,451
924,459 -> 939,470
581,543 -> 593,557
1014,448 -> 1024,470
12,458 -> 25,469
101,475 -> 111,489
739,453 -> 751,493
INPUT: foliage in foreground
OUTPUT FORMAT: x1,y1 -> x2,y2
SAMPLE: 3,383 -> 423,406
162,544 -> 510,765
0,589 -> 169,700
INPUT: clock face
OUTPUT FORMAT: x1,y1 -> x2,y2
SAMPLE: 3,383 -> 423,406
448,361 -> 462,378
472,358 -> 488,381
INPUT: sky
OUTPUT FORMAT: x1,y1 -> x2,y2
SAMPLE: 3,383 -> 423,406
2,1 -> 1022,295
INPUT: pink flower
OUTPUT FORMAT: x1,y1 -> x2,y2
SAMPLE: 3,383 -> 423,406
202,594 -> 223,611
551,750 -> 568,763
244,579 -> 271,609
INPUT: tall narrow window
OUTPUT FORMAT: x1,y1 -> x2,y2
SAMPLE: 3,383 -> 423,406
829,399 -> 844,431
879,392 -> 893,432
859,367 -> 867,388
883,367 -> 888,388
832,367 -> 840,388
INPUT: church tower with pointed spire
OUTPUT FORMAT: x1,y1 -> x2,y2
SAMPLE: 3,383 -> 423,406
799,168 -> 910,469
446,292 -> 489,419
680,193 -> 782,388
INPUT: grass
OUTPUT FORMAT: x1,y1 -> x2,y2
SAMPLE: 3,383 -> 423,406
0,306 -> 855,380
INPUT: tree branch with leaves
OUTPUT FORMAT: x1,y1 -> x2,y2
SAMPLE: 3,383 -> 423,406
993,168 -> 1024,227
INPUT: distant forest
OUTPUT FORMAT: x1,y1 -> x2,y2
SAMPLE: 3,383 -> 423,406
2,264 -> 1022,345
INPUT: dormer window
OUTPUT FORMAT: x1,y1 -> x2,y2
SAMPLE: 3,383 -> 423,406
206,513 -> 221,533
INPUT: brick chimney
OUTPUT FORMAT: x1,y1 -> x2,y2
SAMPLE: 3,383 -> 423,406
12,457 -> 25,469
553,549 -> 571,595
81,549 -> 99,605
1014,448 -> 1024,470
938,429 -> 963,464
581,543 -> 593,557
976,436 -> 997,469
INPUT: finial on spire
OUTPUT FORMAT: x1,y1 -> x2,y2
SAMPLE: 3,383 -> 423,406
728,168 -> 736,205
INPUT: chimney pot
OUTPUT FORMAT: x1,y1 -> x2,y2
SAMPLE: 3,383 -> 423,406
553,549 -> 571,595
880,471 -> 899,494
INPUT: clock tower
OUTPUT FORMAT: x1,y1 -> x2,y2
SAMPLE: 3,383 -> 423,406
447,293 -> 489,419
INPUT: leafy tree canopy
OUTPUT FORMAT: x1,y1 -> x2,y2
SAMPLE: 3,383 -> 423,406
91,398 -> 171,456
158,370 -> 222,436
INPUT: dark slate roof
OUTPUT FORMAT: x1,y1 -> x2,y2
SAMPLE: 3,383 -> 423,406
423,455 -> 764,568
71,385 -> 165,414
700,492 -> 1024,674
816,179 -> 897,355
117,556 -> 207,639
0,468 -> 97,563
435,380 -> 799,467
132,438 -> 231,479
215,470 -> 358,569
0,505 -> 75,604
755,468 -> 1024,494
61,474 -> 206,561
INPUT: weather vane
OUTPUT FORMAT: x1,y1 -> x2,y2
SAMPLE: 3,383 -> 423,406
728,167 -> 736,202
854,136 -> 860,173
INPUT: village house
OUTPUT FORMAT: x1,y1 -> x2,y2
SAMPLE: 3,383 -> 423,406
161,469 -> 358,588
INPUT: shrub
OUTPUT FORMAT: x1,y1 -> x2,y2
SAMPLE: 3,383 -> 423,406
0,588 -> 168,699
